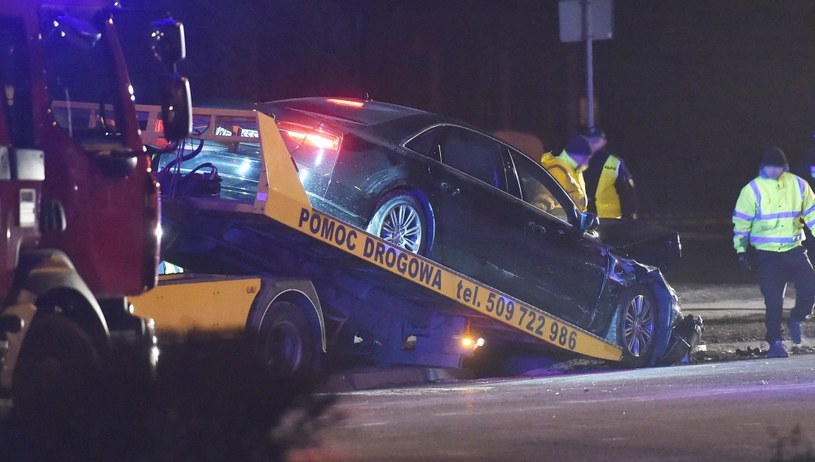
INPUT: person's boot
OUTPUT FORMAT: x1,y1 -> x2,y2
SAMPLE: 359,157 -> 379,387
789,319 -> 803,345
767,340 -> 790,358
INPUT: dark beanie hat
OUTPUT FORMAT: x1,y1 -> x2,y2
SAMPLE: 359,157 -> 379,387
761,147 -> 788,168
564,135 -> 592,157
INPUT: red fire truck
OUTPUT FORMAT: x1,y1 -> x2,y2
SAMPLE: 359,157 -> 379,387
0,0 -> 190,413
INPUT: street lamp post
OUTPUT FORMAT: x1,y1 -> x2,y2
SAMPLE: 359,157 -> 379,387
582,0 -> 595,130
559,0 -> 613,131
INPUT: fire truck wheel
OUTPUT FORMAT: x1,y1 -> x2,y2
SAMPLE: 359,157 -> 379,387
259,301 -> 320,380
11,313 -> 102,437
617,287 -> 659,368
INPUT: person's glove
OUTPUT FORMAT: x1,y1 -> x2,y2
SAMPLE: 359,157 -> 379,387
738,253 -> 752,272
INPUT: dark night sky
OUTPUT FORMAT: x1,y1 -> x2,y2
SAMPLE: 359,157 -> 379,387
126,0 -> 815,216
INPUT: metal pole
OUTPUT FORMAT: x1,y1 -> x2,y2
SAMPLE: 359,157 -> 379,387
583,0 -> 594,130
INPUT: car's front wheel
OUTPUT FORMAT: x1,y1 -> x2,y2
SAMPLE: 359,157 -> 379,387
367,192 -> 431,255
617,288 -> 658,368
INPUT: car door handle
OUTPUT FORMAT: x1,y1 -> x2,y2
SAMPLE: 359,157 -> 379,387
527,221 -> 547,234
440,182 -> 461,196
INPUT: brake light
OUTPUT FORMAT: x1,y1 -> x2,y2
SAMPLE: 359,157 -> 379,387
278,122 -> 340,151
327,98 -> 364,108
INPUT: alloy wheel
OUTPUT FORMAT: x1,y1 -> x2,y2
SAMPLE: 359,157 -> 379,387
372,197 -> 424,253
622,294 -> 655,358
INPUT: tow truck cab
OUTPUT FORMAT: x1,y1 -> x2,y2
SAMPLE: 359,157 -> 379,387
0,0 -> 190,402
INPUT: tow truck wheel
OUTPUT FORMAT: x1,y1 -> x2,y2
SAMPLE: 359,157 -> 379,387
367,192 -> 431,255
260,301 -> 320,380
617,288 -> 658,368
11,313 -> 102,438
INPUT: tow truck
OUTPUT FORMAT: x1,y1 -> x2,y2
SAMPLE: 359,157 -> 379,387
0,0 -> 191,417
132,104 -> 701,377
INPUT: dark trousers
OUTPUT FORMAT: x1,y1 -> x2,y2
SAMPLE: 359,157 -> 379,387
756,246 -> 815,343
804,227 -> 815,257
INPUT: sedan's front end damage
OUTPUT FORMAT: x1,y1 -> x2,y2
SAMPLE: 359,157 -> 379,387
645,269 -> 703,365
601,255 -> 702,366
660,312 -> 704,365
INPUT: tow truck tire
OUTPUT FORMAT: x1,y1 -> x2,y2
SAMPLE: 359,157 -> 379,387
367,192 -> 432,255
11,313 -> 102,438
259,301 -> 320,380
617,288 -> 659,368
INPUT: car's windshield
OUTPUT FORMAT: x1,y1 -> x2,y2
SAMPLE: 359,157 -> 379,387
40,7 -> 126,150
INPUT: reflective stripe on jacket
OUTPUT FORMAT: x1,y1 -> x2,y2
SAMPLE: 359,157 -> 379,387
595,155 -> 622,218
732,172 -> 815,253
541,151 -> 587,211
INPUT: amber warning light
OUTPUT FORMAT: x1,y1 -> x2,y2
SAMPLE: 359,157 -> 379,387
461,336 -> 485,351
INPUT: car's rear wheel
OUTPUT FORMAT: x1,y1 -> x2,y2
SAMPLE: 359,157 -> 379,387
367,192 -> 431,255
617,288 -> 658,368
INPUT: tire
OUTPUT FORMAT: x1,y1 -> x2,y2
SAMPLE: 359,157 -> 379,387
258,301 -> 320,380
617,288 -> 659,368
11,313 -> 103,439
366,192 -> 431,255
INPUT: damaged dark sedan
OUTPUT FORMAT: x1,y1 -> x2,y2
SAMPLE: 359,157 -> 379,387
158,97 -> 701,366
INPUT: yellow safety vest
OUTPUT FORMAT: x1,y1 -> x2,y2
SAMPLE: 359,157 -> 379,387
732,172 -> 815,253
540,151 -> 587,211
595,155 -> 622,219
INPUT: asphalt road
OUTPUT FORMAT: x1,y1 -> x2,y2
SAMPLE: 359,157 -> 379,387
293,357 -> 815,462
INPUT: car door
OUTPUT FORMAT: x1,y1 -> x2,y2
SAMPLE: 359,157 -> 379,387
416,125 -> 523,290
501,148 -> 610,329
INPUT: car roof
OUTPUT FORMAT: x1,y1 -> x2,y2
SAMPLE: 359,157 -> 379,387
256,97 -> 488,146
256,97 -> 428,126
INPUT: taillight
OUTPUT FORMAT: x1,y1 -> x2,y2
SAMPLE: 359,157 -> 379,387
278,121 -> 340,151
276,120 -> 341,196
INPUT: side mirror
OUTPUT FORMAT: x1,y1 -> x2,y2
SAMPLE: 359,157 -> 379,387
150,19 -> 186,65
160,75 -> 192,141
580,212 -> 600,233
151,18 -> 191,142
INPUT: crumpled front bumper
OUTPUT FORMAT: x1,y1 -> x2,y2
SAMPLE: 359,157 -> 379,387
659,314 -> 704,365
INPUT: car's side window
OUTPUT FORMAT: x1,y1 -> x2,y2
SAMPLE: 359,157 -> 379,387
438,127 -> 507,191
510,150 -> 572,222
404,126 -> 442,161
